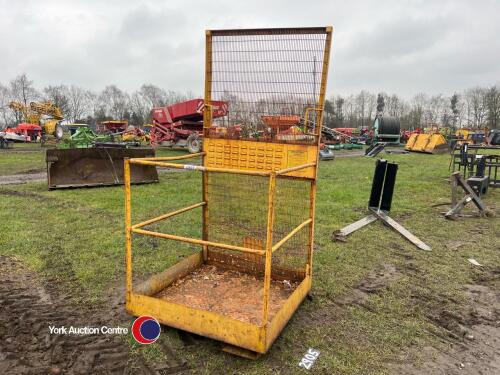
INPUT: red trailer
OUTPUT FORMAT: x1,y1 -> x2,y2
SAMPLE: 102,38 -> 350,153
97,120 -> 129,133
150,99 -> 228,152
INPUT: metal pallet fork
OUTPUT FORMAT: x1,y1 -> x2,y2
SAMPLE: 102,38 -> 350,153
333,159 -> 431,251
365,143 -> 387,157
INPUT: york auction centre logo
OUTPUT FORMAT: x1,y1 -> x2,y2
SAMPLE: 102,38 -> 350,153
131,316 -> 161,344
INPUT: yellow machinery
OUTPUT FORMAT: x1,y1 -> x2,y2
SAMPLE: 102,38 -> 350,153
124,27 -> 332,356
9,101 -> 64,139
454,128 -> 487,145
456,129 -> 472,140
405,131 -> 448,153
122,126 -> 149,144
96,120 -> 149,144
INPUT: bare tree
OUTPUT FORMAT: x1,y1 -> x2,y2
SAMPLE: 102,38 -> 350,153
0,83 -> 13,128
99,85 -> 129,120
355,91 -> 367,128
139,84 -> 168,107
424,94 -> 446,126
362,91 -> 377,125
386,94 -> 405,118
408,93 -> 427,129
67,86 -> 93,122
129,91 -> 150,126
485,85 -> 500,129
9,73 -> 40,105
4,71 -> 500,132
343,94 -> 356,128
128,84 -> 176,125
334,96 -> 345,127
9,74 -> 40,124
43,85 -> 70,115
355,90 -> 377,128
464,87 -> 487,128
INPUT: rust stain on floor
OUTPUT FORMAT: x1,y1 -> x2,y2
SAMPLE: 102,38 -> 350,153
155,265 -> 298,324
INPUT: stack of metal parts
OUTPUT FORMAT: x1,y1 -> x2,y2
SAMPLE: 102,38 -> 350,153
451,143 -> 499,189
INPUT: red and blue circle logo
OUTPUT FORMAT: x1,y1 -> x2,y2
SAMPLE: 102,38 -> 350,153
131,316 -> 161,344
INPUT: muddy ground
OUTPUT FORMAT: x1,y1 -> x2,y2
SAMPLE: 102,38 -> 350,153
1,256 -> 498,374
390,277 -> 500,374
0,255 -> 131,374
0,168 -> 190,186
0,171 -> 46,185
342,263 -> 500,375
0,256 -> 198,375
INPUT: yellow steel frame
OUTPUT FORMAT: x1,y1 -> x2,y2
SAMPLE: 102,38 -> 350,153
204,138 -> 319,178
124,26 -> 333,355
124,155 -> 315,352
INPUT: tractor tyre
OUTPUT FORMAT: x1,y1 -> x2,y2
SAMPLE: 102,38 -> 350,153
186,133 -> 202,154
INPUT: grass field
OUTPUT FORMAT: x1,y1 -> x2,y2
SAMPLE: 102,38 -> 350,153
0,149 -> 498,374
0,144 -> 195,176
0,146 -> 45,175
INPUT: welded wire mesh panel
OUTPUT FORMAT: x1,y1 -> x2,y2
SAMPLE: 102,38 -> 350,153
272,177 -> 310,272
206,172 -> 269,246
206,172 -> 310,280
206,171 -> 269,276
208,28 -> 330,143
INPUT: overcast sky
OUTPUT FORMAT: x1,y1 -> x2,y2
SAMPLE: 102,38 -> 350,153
1,0 -> 499,98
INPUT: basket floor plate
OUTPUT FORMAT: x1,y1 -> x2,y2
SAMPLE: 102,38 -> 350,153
154,264 -> 299,325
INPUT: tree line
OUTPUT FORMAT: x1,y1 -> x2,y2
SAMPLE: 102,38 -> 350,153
0,74 -> 194,129
324,88 -> 500,130
1,73 -> 499,130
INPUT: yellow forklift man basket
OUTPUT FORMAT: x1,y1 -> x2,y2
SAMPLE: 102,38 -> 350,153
124,27 -> 333,356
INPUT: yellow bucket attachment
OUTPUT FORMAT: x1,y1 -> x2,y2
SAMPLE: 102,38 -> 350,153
405,133 -> 448,154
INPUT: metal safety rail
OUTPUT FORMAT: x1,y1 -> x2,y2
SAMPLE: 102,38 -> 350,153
124,26 -> 332,356
124,152 -> 316,326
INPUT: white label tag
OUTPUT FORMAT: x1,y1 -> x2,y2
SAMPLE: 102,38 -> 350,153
298,348 -> 320,370
183,164 -> 205,171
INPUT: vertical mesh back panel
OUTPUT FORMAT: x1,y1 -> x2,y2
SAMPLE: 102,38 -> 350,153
206,172 -> 310,280
206,172 -> 269,275
209,29 -> 328,143
207,172 -> 269,246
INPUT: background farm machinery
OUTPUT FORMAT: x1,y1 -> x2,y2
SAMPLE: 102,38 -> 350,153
97,120 -> 148,144
2,123 -> 41,142
8,101 -> 64,143
150,99 -> 228,153
405,127 -> 494,154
